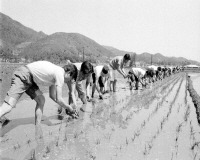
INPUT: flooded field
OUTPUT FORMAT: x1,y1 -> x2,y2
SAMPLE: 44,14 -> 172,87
0,64 -> 200,160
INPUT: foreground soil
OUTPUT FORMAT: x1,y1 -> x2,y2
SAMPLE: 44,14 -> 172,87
0,73 -> 200,160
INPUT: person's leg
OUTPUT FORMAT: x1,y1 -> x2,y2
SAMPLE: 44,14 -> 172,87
0,66 -> 30,125
113,70 -> 117,92
113,80 -> 117,92
76,81 -> 87,104
26,80 -> 44,125
34,95 -> 45,126
108,70 -> 114,92
0,97 -> 17,118
92,83 -> 96,98
91,73 -> 96,98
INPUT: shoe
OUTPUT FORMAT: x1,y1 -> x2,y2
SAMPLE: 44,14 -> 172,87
66,109 -> 79,119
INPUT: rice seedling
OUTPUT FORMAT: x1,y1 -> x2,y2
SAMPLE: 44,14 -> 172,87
16,142 -> 21,149
49,131 -> 52,136
141,120 -> 146,128
13,144 -> 18,151
184,105 -> 190,122
55,137 -> 59,146
135,130 -> 141,137
106,133 -> 112,141
191,142 -> 200,150
95,138 -> 101,145
73,132 -> 79,139
27,149 -> 36,160
193,152 -> 197,160
64,132 -> 68,141
176,123 -> 183,133
125,137 -> 129,146
143,144 -> 148,155
131,135 -> 136,143
45,145 -> 51,154
26,138 -> 32,147
86,149 -> 96,160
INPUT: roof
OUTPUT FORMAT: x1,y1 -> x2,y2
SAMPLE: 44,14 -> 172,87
185,64 -> 199,68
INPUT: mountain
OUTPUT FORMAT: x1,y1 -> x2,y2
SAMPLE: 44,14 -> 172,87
19,32 -> 115,63
0,13 -> 114,63
104,46 -> 200,66
0,12 -> 47,56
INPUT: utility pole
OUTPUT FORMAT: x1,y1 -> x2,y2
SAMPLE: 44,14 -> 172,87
82,47 -> 85,62
151,55 -> 153,65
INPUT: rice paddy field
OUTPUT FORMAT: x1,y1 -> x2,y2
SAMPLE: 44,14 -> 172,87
0,63 -> 200,160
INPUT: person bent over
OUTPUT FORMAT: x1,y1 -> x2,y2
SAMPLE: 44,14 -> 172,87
71,61 -> 94,104
128,68 -> 148,90
109,54 -> 131,92
91,65 -> 110,99
0,61 -> 79,128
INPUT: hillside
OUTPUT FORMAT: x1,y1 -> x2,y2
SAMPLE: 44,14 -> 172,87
0,13 -> 114,63
104,46 -> 200,66
0,12 -> 47,57
19,32 -> 115,63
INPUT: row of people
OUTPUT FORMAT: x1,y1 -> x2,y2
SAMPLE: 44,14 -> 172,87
0,53 -> 131,127
0,53 -> 181,127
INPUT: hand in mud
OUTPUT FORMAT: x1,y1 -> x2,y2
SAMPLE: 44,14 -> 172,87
103,90 -> 109,94
87,95 -> 92,102
99,94 -> 103,100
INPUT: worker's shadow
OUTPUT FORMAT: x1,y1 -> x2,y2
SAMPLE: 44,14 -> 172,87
0,114 -> 64,137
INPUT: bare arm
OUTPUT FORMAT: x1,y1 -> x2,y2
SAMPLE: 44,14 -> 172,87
49,85 -> 73,112
49,85 -> 57,102
117,66 -> 127,78
70,82 -> 77,107
86,74 -> 92,98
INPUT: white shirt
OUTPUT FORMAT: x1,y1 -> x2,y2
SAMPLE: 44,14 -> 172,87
94,66 -> 110,81
148,65 -> 158,71
73,63 -> 82,71
27,61 -> 64,87
129,68 -> 146,78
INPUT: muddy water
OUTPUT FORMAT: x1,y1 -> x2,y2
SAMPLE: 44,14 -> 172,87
1,72 -> 200,160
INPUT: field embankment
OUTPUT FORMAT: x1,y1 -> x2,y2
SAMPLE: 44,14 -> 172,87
187,74 -> 200,124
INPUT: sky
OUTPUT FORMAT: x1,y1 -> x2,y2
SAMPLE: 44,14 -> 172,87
1,0 -> 200,61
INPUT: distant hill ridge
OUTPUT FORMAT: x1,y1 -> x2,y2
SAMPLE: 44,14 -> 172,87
0,12 -> 199,65
103,46 -> 200,65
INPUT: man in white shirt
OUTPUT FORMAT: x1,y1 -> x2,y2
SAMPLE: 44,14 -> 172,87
0,61 -> 78,127
91,65 -> 110,99
109,54 -> 131,92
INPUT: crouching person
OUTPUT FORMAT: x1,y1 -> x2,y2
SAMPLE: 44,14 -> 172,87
0,61 -> 79,128
91,65 -> 110,100
128,68 -> 148,90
